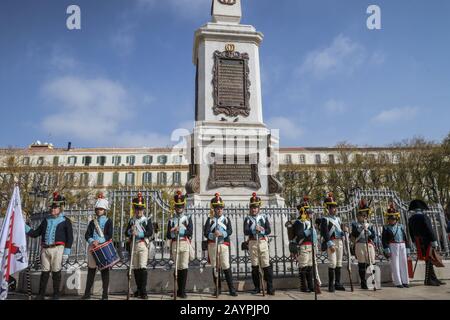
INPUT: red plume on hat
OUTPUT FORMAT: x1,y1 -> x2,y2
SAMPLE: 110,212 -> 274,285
53,191 -> 59,200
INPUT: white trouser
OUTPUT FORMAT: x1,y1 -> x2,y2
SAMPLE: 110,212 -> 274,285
389,243 -> 409,286
171,240 -> 190,270
249,239 -> 270,268
208,242 -> 230,270
327,239 -> 344,268
41,245 -> 64,272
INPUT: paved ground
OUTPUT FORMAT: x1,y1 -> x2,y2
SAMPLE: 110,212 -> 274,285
6,282 -> 450,300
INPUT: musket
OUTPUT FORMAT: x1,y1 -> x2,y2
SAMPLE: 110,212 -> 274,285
256,229 -> 266,296
364,225 -> 377,291
344,228 -> 354,292
173,215 -> 181,300
310,213 -> 318,300
214,216 -> 220,298
127,224 -> 136,300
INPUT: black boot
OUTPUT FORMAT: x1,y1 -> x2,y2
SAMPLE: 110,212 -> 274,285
52,271 -> 62,300
359,263 -> 368,290
263,265 -> 275,295
299,267 -> 308,292
133,269 -> 141,297
334,267 -> 345,291
425,261 -> 441,286
81,268 -> 96,299
328,268 -> 335,292
35,271 -> 50,300
251,266 -> 261,294
178,269 -> 188,298
140,269 -> 148,299
429,262 -> 446,285
223,268 -> 237,296
305,267 -> 314,293
101,268 -> 109,300
212,269 -> 222,296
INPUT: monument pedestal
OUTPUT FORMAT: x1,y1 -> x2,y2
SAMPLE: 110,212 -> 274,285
185,0 -> 284,207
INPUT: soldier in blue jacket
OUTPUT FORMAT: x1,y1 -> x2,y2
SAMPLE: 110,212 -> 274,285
81,193 -> 113,300
320,192 -> 348,292
382,203 -> 410,288
203,193 -> 237,296
244,193 -> 275,295
351,199 -> 376,289
294,196 -> 321,294
125,193 -> 153,299
26,192 -> 73,300
167,191 -> 193,298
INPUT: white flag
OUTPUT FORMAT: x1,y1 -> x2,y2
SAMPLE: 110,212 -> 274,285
0,186 -> 29,300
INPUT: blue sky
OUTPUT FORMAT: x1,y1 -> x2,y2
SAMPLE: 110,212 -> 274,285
0,0 -> 449,148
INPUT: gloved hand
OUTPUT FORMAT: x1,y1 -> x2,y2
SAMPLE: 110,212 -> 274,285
363,223 -> 369,231
431,241 -> 438,249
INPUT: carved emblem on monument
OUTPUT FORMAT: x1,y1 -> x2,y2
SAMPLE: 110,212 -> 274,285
212,45 -> 251,118
218,0 -> 237,5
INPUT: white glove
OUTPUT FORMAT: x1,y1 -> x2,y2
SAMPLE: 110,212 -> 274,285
431,241 -> 438,249
363,223 -> 369,230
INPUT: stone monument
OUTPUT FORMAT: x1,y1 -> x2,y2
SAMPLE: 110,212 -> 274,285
185,0 -> 284,207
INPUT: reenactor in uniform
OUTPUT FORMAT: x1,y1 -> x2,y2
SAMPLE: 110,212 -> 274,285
351,199 -> 376,289
167,191 -> 193,298
243,193 -> 275,295
408,199 -> 446,286
293,196 -> 321,294
25,192 -> 73,300
81,193 -> 113,300
125,192 -> 153,299
320,192 -> 347,292
203,193 -> 238,296
382,203 -> 410,288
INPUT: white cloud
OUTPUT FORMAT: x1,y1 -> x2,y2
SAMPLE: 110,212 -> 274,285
297,34 -> 367,78
110,22 -> 137,57
267,116 -> 303,141
372,106 -> 419,123
40,76 -> 170,147
324,99 -> 347,114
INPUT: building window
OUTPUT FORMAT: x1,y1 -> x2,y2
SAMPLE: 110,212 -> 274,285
157,172 -> 167,185
97,156 -> 107,166
157,155 -> 167,165
142,172 -> 152,185
112,156 -> 122,166
315,154 -> 321,165
97,173 -> 104,186
285,154 -> 292,164
143,155 -> 153,165
112,172 -> 120,185
64,173 -> 75,184
126,155 -> 135,166
53,156 -> 59,166
37,157 -> 44,166
68,156 -> 77,165
79,173 -> 89,187
299,155 -> 306,164
82,156 -> 92,166
125,172 -> 135,186
328,154 -> 335,164
173,155 -> 183,164
173,172 -> 181,185
22,157 -> 30,165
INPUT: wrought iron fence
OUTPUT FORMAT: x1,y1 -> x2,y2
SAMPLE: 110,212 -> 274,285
26,188 -> 449,279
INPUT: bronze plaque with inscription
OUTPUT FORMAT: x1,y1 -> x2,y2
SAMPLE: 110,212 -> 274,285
207,154 -> 261,189
212,50 -> 251,118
